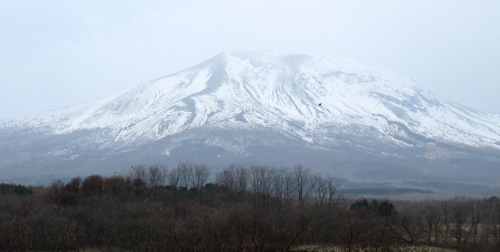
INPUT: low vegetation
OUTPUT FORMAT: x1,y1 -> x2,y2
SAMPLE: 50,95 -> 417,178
0,163 -> 499,251
340,187 -> 433,196
293,245 -> 458,252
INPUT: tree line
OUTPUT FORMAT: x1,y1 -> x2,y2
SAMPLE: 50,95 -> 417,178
0,163 -> 499,251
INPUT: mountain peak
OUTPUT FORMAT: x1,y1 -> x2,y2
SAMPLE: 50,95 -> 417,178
2,51 -> 500,184
3,52 -> 500,149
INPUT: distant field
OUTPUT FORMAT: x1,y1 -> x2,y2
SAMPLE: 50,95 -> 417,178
337,179 -> 500,201
293,245 -> 456,252
340,187 -> 433,196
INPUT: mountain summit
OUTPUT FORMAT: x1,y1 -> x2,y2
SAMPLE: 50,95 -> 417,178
1,51 -> 500,184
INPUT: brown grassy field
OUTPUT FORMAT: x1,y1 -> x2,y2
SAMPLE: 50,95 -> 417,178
293,245 -> 457,252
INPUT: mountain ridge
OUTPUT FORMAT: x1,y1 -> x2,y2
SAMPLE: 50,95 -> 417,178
2,51 -> 499,148
1,51 -> 500,184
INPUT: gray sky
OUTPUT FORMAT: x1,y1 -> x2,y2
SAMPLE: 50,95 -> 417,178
1,0 -> 499,119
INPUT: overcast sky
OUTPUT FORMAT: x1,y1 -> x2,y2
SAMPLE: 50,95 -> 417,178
1,0 -> 499,119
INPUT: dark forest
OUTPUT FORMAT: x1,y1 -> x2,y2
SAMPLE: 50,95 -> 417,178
1,163 -> 499,251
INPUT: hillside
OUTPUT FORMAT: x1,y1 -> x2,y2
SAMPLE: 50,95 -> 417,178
1,51 -> 499,185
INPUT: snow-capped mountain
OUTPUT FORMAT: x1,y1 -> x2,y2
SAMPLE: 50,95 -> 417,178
1,51 -> 500,184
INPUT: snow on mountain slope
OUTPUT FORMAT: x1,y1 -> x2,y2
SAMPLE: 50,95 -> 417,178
2,51 -> 500,150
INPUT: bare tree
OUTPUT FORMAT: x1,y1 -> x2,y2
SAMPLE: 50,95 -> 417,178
190,163 -> 209,190
64,177 -> 81,193
283,169 -> 295,208
168,165 -> 182,190
216,165 -> 236,192
271,168 -> 285,206
250,165 -> 272,209
81,175 -> 104,196
391,212 -> 422,245
177,162 -> 193,189
490,198 -> 500,251
130,165 -> 147,182
422,201 -> 442,246
451,197 -> 472,250
103,175 -> 129,194
147,165 -> 167,188
313,174 -> 328,207
216,164 -> 238,201
234,165 -> 248,196
469,199 -> 488,251
441,201 -> 452,245
216,164 -> 248,202
312,173 -> 339,209
131,165 -> 167,188
293,164 -> 313,207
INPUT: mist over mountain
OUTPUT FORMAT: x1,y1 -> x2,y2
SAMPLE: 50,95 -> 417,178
1,51 -> 499,186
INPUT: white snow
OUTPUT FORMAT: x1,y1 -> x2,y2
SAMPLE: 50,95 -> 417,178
2,51 -> 500,150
